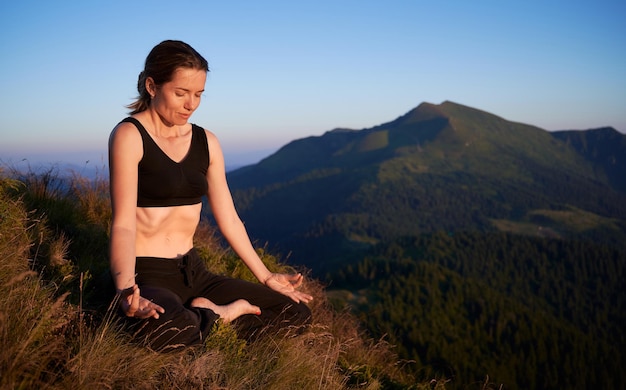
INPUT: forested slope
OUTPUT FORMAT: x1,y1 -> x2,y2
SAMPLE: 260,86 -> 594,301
329,231 -> 625,389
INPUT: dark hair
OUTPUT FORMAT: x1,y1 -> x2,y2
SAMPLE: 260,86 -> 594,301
127,40 -> 209,114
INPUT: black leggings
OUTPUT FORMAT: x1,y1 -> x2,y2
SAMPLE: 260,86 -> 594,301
125,248 -> 311,351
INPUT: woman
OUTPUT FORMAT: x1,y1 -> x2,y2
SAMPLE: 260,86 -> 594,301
108,40 -> 312,351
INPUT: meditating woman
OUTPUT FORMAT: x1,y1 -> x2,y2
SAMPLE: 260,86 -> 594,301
108,40 -> 312,351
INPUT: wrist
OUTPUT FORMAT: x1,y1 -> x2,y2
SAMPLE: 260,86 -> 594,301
262,273 -> 274,286
116,285 -> 135,295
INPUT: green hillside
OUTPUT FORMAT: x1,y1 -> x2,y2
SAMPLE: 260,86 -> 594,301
329,231 -> 625,388
225,101 -> 626,271
552,127 -> 626,192
222,101 -> 626,388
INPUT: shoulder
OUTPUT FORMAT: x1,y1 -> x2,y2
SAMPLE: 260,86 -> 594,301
193,125 -> 218,143
193,126 -> 225,166
192,125 -> 222,150
110,118 -> 142,140
108,118 -> 143,156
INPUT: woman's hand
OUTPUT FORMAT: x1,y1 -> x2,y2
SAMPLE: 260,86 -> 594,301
264,273 -> 313,304
118,284 -> 165,319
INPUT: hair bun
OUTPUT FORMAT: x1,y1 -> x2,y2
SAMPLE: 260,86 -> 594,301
137,71 -> 146,94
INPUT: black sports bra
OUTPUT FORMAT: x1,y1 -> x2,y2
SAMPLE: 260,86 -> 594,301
120,117 -> 209,207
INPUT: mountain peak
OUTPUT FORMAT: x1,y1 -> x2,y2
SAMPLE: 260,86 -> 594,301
326,127 -> 358,135
388,101 -> 448,126
387,101 -> 509,130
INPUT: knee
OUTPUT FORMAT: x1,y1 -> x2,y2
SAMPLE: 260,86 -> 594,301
292,302 -> 312,326
134,306 -> 204,351
276,301 -> 312,328
128,289 -> 219,351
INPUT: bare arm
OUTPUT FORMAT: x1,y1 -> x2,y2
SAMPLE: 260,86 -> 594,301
109,122 -> 164,318
204,130 -> 312,303
109,122 -> 141,291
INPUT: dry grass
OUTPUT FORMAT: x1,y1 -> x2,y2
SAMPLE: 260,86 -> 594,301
0,167 -> 431,389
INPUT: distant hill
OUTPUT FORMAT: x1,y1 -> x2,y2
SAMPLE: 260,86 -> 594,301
225,101 -> 626,271
551,127 -> 626,192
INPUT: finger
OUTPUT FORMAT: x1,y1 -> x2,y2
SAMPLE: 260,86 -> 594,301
277,273 -> 302,288
133,297 -> 164,319
267,275 -> 294,292
287,289 -> 313,304
285,273 -> 302,282
296,291 -> 313,303
146,301 -> 164,319
290,273 -> 304,287
152,302 -> 165,314
135,300 -> 159,319
135,307 -> 157,319
287,292 -> 301,304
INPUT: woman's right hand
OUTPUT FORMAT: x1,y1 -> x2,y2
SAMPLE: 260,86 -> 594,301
119,284 -> 165,319
264,273 -> 313,304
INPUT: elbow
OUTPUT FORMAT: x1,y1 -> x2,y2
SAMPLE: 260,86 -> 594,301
110,224 -> 136,243
218,215 -> 246,237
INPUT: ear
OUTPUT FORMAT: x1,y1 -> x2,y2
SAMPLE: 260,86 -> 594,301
145,77 -> 157,98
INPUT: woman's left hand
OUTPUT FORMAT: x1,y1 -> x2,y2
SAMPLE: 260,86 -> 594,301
264,273 -> 313,304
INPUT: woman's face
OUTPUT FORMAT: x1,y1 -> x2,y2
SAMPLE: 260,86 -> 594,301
149,67 -> 207,126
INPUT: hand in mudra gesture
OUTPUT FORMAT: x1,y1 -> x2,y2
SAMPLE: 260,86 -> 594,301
119,284 -> 165,319
264,273 -> 313,304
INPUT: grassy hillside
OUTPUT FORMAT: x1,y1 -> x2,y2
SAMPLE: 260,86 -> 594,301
0,167 -> 427,389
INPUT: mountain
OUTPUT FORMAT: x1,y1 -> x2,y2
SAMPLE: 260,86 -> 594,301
225,101 -> 626,272
552,127 -> 626,192
221,101 -> 626,387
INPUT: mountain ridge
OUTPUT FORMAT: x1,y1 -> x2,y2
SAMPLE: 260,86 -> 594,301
223,101 -> 626,271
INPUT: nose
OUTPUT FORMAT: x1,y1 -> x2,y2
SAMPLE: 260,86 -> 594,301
184,95 -> 200,111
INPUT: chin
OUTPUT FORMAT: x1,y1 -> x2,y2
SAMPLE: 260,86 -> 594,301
158,112 -> 189,126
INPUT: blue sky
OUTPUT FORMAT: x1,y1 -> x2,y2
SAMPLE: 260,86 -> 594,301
1,0 -> 625,169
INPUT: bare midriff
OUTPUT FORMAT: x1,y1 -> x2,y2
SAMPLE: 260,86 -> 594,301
135,203 -> 202,258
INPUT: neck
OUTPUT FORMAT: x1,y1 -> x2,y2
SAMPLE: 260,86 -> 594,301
140,109 -> 185,138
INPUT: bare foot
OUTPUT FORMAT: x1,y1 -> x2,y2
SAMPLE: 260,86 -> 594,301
191,297 -> 261,323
